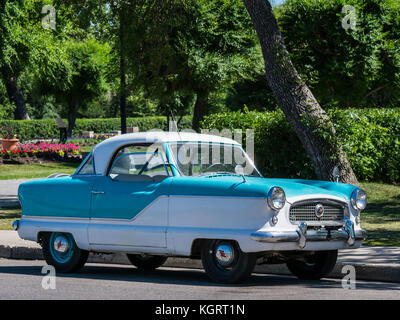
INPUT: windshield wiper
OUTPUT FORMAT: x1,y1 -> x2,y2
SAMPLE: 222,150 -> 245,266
138,148 -> 158,175
198,171 -> 229,176
199,171 -> 252,183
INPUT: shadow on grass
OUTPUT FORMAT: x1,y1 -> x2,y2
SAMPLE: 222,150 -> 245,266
362,230 -> 400,247
363,200 -> 400,219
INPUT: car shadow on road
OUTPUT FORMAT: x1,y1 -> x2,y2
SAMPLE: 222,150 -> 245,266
0,264 -> 400,291
0,262 -> 399,292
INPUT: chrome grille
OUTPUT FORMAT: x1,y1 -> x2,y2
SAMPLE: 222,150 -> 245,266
289,200 -> 345,224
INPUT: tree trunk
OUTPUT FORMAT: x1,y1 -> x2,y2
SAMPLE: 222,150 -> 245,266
192,92 -> 207,133
166,107 -> 170,132
1,66 -> 30,120
119,8 -> 127,134
242,0 -> 358,185
67,99 -> 77,138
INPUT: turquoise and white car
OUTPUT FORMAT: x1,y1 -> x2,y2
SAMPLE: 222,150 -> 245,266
13,132 -> 367,283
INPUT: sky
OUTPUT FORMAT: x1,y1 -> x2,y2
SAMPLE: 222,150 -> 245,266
270,0 -> 286,5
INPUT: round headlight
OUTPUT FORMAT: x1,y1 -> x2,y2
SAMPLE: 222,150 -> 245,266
351,188 -> 367,211
267,187 -> 286,210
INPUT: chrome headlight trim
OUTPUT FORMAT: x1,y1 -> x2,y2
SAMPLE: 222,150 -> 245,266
267,186 -> 286,211
351,188 -> 367,212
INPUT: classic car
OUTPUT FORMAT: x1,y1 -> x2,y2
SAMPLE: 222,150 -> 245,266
13,132 -> 367,283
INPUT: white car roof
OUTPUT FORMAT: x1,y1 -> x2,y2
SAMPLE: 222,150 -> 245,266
92,131 -> 240,175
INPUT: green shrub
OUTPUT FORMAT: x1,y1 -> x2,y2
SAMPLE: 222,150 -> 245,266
0,116 -> 192,141
201,108 -> 400,183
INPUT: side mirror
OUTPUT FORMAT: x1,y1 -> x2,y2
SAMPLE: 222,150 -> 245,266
333,166 -> 340,183
235,165 -> 245,175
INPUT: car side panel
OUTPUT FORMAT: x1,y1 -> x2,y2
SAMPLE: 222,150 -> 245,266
88,176 -> 172,247
18,176 -> 93,219
17,176 -> 93,249
167,195 -> 271,255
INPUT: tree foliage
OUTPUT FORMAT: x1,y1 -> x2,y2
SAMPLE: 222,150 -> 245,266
277,0 -> 400,107
114,0 -> 261,130
47,38 -> 110,136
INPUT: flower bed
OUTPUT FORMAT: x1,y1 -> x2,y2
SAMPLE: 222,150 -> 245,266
0,142 -> 81,164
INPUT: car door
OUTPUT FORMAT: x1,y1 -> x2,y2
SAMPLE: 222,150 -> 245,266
88,144 -> 171,248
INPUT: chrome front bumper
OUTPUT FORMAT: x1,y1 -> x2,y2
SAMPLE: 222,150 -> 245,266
251,218 -> 367,249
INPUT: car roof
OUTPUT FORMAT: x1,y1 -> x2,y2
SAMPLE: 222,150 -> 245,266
92,131 -> 240,175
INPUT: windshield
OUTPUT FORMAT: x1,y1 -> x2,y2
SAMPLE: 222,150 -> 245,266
167,142 -> 261,177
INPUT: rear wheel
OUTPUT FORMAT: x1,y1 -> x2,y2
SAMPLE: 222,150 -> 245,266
286,250 -> 338,280
201,240 -> 256,283
126,254 -> 167,270
42,232 -> 88,273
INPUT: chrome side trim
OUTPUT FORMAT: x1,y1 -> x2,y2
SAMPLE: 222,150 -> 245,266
21,216 -> 89,221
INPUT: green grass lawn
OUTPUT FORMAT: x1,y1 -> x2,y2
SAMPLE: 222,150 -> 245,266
68,138 -> 99,153
0,208 -> 21,230
0,162 -> 79,180
359,183 -> 400,247
0,178 -> 399,247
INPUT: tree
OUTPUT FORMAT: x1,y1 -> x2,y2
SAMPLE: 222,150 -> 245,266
61,0 -> 158,133
47,38 -> 110,137
0,0 -> 32,119
116,0 -> 260,131
277,0 -> 400,107
53,0 -> 262,130
225,65 -> 277,112
242,0 -> 358,184
120,0 -> 194,127
0,0 -> 79,120
181,0 -> 262,131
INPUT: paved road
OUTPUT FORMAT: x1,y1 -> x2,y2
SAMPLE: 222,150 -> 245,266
0,178 -> 38,207
0,259 -> 399,300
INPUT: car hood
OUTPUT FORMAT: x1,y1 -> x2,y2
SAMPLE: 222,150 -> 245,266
170,175 -> 356,201
246,177 -> 356,200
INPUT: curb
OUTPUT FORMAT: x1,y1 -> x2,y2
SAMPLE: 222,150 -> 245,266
1,245 -> 399,283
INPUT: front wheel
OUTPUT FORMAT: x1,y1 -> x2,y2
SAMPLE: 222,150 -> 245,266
42,232 -> 88,273
127,254 -> 168,270
201,240 -> 256,283
286,250 -> 338,280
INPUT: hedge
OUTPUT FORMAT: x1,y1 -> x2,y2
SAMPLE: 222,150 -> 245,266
200,108 -> 400,184
0,116 -> 192,141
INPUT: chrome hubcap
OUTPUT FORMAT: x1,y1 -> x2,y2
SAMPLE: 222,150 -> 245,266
215,243 -> 234,267
53,235 -> 70,253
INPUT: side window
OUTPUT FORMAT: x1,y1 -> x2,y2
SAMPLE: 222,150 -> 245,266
78,154 -> 94,175
109,145 -> 169,181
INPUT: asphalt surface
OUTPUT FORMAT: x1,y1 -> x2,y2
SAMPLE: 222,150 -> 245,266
0,259 -> 399,300
0,178 -> 37,207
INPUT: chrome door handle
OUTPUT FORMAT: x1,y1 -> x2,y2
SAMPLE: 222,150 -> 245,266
91,191 -> 105,195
